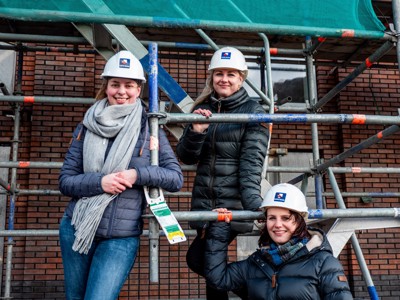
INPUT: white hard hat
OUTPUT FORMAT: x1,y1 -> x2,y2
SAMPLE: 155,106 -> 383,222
260,183 -> 308,219
101,50 -> 146,82
208,47 -> 248,78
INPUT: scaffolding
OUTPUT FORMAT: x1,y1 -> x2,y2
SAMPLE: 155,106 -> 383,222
0,1 -> 400,299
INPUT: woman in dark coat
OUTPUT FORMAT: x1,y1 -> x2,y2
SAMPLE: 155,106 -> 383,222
58,50 -> 183,300
205,183 -> 354,300
176,46 -> 269,299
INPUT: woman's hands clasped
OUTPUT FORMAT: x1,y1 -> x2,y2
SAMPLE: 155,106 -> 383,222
101,169 -> 138,195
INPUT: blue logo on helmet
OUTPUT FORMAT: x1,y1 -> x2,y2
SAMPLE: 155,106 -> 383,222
119,58 -> 130,69
221,52 -> 231,60
274,192 -> 286,202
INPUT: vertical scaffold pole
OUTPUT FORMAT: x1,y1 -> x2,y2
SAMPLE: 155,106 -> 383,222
148,42 -> 160,283
327,168 -> 379,300
392,0 -> 400,72
305,36 -> 323,209
4,103 -> 21,299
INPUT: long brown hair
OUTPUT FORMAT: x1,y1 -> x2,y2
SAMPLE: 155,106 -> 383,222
258,209 -> 310,247
95,79 -> 108,100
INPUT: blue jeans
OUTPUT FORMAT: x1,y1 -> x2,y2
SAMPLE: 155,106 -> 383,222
59,215 -> 139,300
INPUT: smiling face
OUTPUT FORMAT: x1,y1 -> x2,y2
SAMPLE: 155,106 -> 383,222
212,68 -> 244,99
266,207 -> 298,245
106,77 -> 141,105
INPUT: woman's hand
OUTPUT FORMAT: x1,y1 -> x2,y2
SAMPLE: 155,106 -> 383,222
192,108 -> 212,133
101,169 -> 137,195
117,169 -> 138,185
213,207 -> 232,223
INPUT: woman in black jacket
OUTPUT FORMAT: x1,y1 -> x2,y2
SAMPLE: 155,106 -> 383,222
176,47 -> 269,299
205,183 -> 353,300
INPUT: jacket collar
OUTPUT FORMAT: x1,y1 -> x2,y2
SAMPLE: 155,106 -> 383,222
209,87 -> 248,111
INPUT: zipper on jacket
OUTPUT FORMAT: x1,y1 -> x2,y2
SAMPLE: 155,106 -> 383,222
253,253 -> 279,290
210,100 -> 222,209
209,122 -> 218,209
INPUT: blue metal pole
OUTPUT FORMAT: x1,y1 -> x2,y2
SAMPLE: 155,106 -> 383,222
7,196 -> 15,248
147,42 -> 161,283
148,43 -> 159,113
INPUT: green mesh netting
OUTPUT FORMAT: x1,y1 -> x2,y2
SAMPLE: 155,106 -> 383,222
0,0 -> 386,37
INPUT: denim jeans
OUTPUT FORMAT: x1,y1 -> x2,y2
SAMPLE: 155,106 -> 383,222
59,215 -> 139,300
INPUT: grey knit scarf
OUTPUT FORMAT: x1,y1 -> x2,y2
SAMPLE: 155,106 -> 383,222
71,98 -> 142,254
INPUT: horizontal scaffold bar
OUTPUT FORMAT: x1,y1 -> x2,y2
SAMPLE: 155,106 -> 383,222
3,190 -> 400,198
2,162 -> 400,176
162,113 -> 400,125
0,208 -> 398,237
0,95 -> 94,104
2,96 -> 399,125
2,162 -> 400,174
0,229 -> 196,237
155,208 -> 400,221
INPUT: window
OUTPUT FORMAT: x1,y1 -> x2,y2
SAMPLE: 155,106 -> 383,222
0,47 -> 16,95
243,58 -> 309,106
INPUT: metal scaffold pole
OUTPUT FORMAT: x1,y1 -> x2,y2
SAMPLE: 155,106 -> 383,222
392,0 -> 400,72
327,168 -> 379,300
305,36 -> 324,209
3,103 -> 21,299
147,43 -> 161,283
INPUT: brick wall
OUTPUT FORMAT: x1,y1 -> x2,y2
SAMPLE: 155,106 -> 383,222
0,46 -> 399,299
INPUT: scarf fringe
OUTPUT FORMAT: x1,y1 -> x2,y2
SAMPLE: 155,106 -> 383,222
72,194 -> 117,254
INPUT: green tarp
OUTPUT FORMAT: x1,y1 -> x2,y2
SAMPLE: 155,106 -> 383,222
0,0 -> 386,38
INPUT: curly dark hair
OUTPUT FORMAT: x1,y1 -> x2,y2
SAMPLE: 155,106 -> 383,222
258,209 -> 310,247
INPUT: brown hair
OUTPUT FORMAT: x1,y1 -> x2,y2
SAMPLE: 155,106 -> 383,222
258,209 -> 310,247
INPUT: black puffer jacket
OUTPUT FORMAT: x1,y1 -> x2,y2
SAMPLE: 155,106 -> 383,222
205,222 -> 353,300
176,88 -> 269,232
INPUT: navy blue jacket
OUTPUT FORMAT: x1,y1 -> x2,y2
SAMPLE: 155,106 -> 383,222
59,109 -> 183,238
205,222 -> 353,300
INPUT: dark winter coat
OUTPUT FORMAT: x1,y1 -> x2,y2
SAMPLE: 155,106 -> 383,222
176,88 -> 269,232
59,108 -> 183,238
205,222 -> 353,300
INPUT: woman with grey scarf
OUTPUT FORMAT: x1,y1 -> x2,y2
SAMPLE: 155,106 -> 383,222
58,51 -> 183,300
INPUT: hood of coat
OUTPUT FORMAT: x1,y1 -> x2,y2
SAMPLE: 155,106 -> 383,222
305,228 -> 323,252
305,227 -> 333,254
